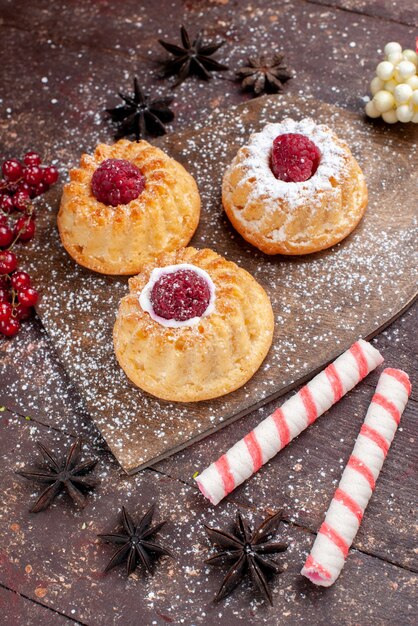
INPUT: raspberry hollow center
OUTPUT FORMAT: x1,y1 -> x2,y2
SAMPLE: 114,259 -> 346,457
270,133 -> 321,183
91,158 -> 145,207
150,269 -> 211,322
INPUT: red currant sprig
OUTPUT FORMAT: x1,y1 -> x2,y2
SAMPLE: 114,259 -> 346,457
0,151 -> 59,337
0,271 -> 38,336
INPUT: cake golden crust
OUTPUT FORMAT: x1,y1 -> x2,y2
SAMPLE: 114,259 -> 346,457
222,119 -> 368,255
57,140 -> 200,275
113,247 -> 274,402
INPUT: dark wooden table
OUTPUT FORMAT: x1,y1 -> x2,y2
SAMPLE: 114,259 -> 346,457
0,1 -> 417,624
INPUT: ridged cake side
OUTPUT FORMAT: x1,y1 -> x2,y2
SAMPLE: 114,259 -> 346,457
58,140 -> 200,275
113,247 -> 274,402
222,119 -> 367,255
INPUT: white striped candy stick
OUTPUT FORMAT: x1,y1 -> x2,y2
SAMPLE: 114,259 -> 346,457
195,339 -> 383,505
301,367 -> 411,587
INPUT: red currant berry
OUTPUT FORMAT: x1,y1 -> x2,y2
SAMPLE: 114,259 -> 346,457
16,180 -> 37,199
42,166 -> 59,185
0,301 -> 12,322
0,195 -> 14,214
14,217 -> 36,242
16,180 -> 31,192
23,165 -> 44,186
2,159 -> 23,182
0,287 -> 10,303
15,180 -> 36,200
0,317 -> 20,337
23,151 -> 41,166
0,225 -> 13,248
0,250 -> 17,274
32,181 -> 49,197
12,189 -> 30,211
11,271 -> 31,290
18,287 -> 38,307
14,303 -> 33,320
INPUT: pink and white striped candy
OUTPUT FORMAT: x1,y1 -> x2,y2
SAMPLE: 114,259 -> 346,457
195,339 -> 383,505
301,367 -> 411,587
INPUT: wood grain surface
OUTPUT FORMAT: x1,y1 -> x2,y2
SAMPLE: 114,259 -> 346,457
2,405 -> 417,625
0,0 -> 417,624
20,94 -> 418,473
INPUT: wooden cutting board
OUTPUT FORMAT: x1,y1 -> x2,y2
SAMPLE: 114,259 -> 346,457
26,95 -> 417,473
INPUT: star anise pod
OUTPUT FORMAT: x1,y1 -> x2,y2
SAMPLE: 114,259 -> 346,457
159,25 -> 229,88
98,505 -> 174,576
106,77 -> 174,141
16,438 -> 98,513
204,510 -> 288,605
237,53 -> 292,95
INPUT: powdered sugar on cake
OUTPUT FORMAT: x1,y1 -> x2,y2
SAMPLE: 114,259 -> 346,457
230,118 -> 346,219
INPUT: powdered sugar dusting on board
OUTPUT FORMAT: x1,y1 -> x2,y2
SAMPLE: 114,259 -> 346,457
12,95 -> 418,473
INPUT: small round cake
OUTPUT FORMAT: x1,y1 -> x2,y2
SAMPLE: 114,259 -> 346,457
113,247 -> 274,402
222,118 -> 367,255
58,139 -> 200,275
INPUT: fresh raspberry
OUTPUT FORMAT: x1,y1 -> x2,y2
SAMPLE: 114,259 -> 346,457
91,158 -> 145,207
270,133 -> 321,183
150,269 -> 211,322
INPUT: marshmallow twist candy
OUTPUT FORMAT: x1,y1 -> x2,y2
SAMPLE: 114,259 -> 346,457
301,367 -> 411,587
195,340 -> 383,505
